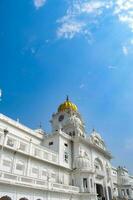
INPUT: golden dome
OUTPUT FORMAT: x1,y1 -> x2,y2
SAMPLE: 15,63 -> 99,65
58,96 -> 78,112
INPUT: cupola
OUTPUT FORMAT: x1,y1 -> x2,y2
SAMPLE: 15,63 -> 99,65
58,96 -> 78,112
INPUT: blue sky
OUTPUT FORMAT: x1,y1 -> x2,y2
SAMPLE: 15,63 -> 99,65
0,0 -> 133,173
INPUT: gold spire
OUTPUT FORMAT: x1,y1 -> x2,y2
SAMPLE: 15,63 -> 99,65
66,95 -> 69,101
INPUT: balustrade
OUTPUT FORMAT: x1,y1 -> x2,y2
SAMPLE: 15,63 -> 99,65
0,170 -> 79,193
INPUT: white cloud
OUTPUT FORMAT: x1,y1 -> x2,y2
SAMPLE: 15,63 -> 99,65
57,20 -> 85,39
114,0 -> 133,31
122,45 -> 128,55
73,1 -> 108,15
57,0 -> 133,41
33,0 -> 46,9
57,0 -> 112,40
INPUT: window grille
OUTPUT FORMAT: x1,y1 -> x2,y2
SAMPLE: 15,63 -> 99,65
32,167 -> 39,174
16,162 -> 24,171
19,142 -> 27,151
7,138 -> 14,147
51,173 -> 56,179
42,170 -> 47,176
3,159 -> 11,167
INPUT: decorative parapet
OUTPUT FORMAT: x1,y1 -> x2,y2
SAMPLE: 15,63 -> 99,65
0,114 -> 44,139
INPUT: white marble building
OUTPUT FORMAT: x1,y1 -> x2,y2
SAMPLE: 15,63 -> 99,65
0,97 -> 133,200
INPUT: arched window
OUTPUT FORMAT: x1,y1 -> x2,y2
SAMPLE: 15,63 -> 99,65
108,186 -> 112,200
19,198 -> 29,200
0,196 -> 12,200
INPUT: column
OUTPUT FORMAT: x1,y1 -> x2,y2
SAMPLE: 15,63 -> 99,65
81,178 -> 84,192
87,178 -> 90,192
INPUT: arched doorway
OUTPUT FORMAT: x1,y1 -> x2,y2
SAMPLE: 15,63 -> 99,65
0,196 -> 12,200
108,187 -> 112,200
96,184 -> 104,199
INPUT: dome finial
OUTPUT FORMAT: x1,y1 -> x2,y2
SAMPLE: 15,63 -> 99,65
66,95 -> 69,101
39,122 -> 42,129
92,128 -> 96,132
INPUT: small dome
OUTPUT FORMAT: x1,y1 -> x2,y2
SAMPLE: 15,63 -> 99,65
74,156 -> 90,169
58,96 -> 78,112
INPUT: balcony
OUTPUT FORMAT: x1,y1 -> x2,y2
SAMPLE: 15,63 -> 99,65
0,170 -> 79,194
52,182 -> 79,193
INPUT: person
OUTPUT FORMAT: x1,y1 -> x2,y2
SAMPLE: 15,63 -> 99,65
97,196 -> 102,200
123,196 -> 128,200
112,196 -> 117,200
